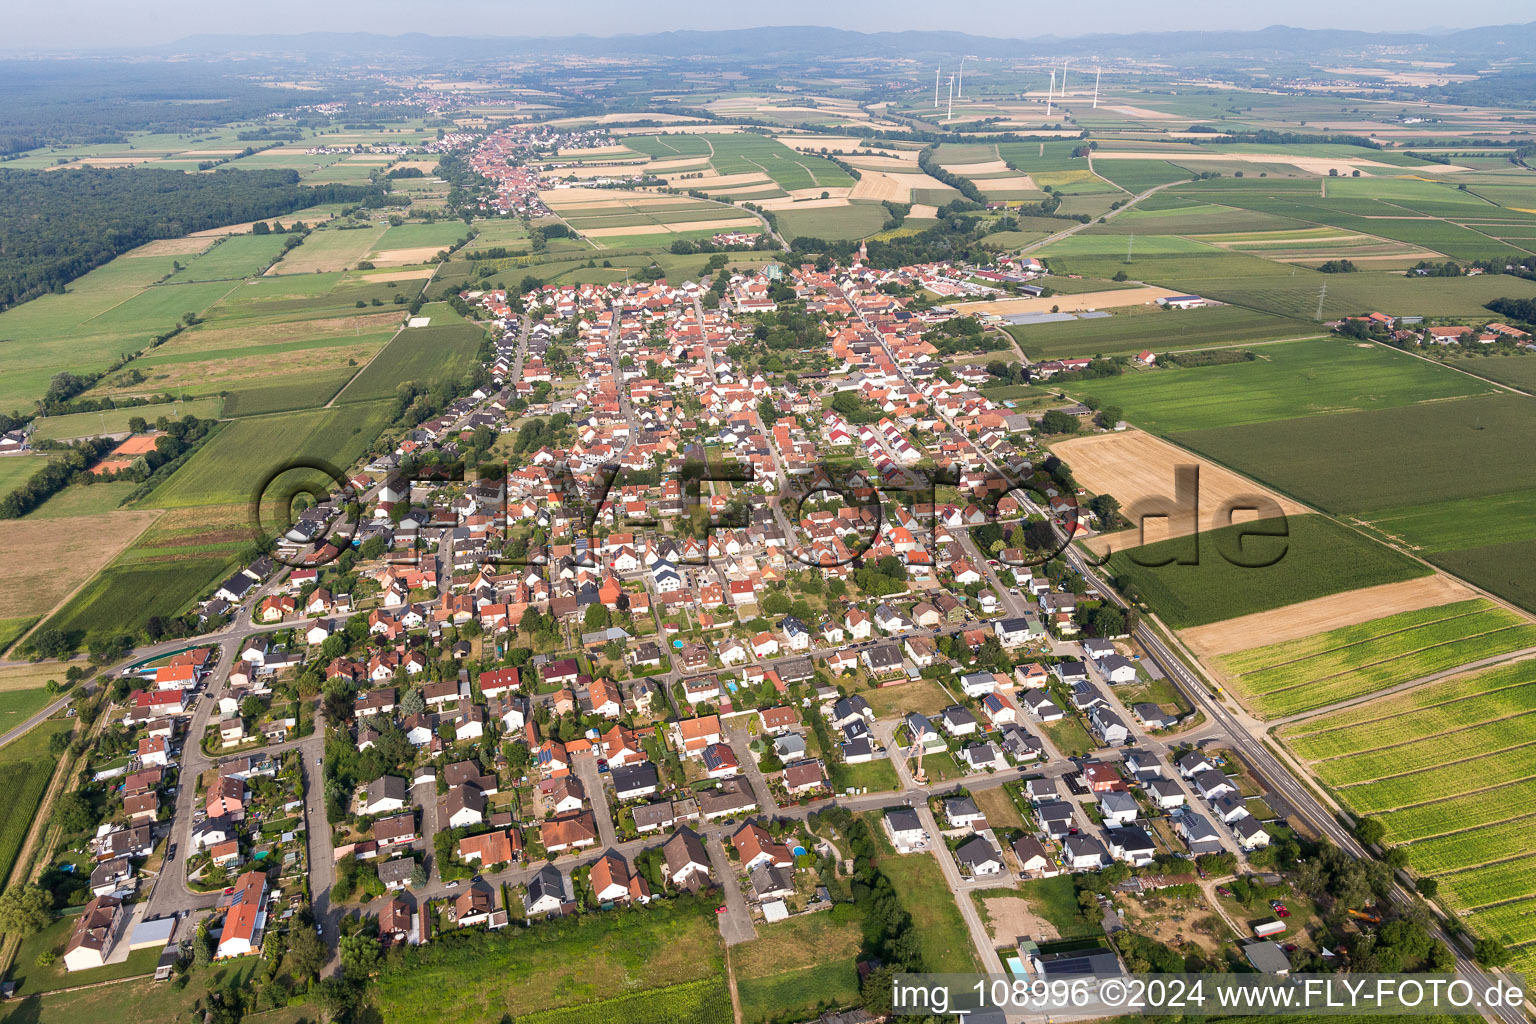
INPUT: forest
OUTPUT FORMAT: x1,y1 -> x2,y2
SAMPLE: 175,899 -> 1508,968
0,167 -> 376,309
0,60 -> 333,155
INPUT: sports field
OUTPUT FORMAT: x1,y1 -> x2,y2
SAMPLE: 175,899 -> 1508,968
1105,514 -> 1432,630
1065,338 -> 1494,431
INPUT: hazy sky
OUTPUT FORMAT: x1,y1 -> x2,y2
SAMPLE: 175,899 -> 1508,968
7,0 -> 1531,49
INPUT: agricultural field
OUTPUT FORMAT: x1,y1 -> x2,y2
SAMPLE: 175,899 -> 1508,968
167,233 -> 290,282
1164,389 -> 1536,611
145,400 -> 393,507
1105,514 -> 1432,630
29,398 -> 223,441
541,188 -> 759,243
1214,598 -> 1536,718
371,898 -> 726,1024
1279,658 -> 1536,957
732,910 -> 864,1024
1090,159 -> 1193,193
0,509 -> 160,629
268,224 -> 387,274
331,306 -> 484,405
705,133 -> 856,191
38,556 -> 232,644
1007,303 -> 1308,361
0,455 -> 51,503
777,203 -> 888,243
1064,337 -> 1494,432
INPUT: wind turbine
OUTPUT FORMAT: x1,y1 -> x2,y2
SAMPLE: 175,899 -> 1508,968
946,75 -> 956,121
1061,59 -> 1070,96
958,55 -> 976,99
1046,69 -> 1055,119
934,65 -> 941,108
1093,67 -> 1101,109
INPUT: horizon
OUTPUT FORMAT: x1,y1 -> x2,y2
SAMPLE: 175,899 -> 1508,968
6,1 -> 1535,52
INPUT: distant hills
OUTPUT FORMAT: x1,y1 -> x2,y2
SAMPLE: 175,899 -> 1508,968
153,22 -> 1536,62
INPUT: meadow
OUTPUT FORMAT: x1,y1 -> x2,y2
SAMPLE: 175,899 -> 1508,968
1278,658 -> 1536,956
1065,338 -> 1493,432
372,897 -> 725,1024
1090,159 -> 1193,193
168,233 -> 289,282
732,910 -> 863,1024
876,854 -> 981,973
29,398 -> 223,441
777,204 -> 887,242
1105,514 -> 1432,629
1215,598 -> 1536,717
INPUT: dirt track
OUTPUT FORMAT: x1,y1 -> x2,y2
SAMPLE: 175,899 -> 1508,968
1181,575 -> 1480,660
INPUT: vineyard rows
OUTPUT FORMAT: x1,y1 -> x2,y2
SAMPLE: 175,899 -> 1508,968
1410,815 -> 1536,875
1288,684 -> 1536,762
1220,599 -> 1490,676
1282,658 -> 1536,739
1378,776 -> 1536,843
1319,718 -> 1536,786
1464,896 -> 1536,949
1439,854 -> 1536,911
1235,605 -> 1519,693
1335,746 -> 1536,815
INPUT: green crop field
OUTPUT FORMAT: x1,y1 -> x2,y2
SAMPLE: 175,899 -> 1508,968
619,134 -> 715,159
706,133 -> 854,191
0,455 -> 51,503
1170,394 -> 1536,519
221,368 -> 359,416
1278,656 -> 1536,954
333,314 -> 482,405
1090,159 -> 1193,193
778,203 -> 887,243
373,222 -> 473,252
372,897 -> 725,1024
168,233 -> 289,282
1105,514 -> 1432,629
0,757 -> 58,885
1008,305 -> 1308,362
1066,338 -> 1493,432
1218,599 -> 1536,718
145,399 -> 392,508
40,557 -> 230,644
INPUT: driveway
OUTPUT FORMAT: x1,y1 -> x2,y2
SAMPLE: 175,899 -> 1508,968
572,753 -> 620,850
706,835 -> 756,946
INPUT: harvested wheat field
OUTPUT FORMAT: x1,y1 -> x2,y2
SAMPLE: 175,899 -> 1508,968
581,218 -> 758,237
368,246 -> 453,266
909,204 -> 939,218
672,172 -> 773,190
848,172 -> 904,203
196,211 -> 336,237
955,288 -> 1180,316
0,511 -> 161,621
950,160 -> 1011,174
128,237 -> 217,258
756,196 -> 855,211
975,175 -> 1041,191
1180,575 -> 1482,661
1048,429 -> 1308,557
540,187 -> 662,207
845,155 -> 923,171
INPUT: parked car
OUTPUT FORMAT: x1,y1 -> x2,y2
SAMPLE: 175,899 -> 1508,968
167,844 -> 177,861
715,905 -> 727,915
1271,900 -> 1291,918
